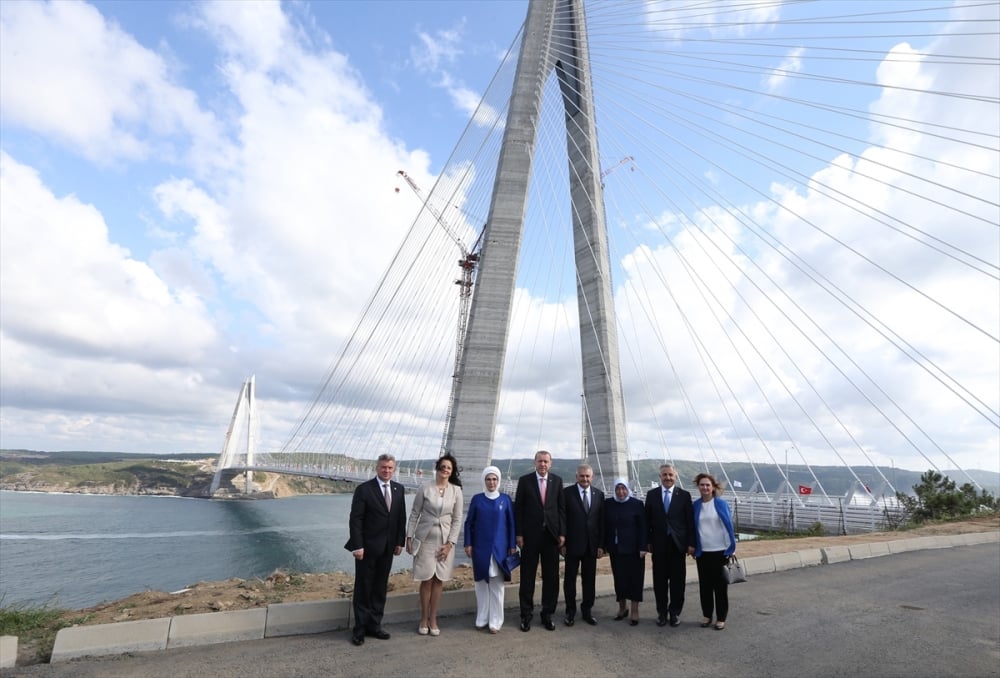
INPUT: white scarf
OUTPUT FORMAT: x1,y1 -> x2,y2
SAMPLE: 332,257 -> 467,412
482,465 -> 502,500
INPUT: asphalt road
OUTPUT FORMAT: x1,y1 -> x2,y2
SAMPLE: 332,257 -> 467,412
5,542 -> 998,678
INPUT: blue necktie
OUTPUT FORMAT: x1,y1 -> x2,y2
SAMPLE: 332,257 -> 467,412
663,488 -> 671,513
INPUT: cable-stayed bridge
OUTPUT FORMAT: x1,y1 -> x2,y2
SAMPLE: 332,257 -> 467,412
211,0 -> 999,535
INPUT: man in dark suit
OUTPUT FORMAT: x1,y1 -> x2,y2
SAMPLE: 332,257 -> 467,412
345,453 -> 406,646
514,449 -> 565,632
561,463 -> 605,627
645,464 -> 694,628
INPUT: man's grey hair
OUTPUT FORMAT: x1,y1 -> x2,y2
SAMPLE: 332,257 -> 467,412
377,453 -> 397,464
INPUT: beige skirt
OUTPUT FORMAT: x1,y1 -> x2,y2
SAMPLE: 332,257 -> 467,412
411,524 -> 456,581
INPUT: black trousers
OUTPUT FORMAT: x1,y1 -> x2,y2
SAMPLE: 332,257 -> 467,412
563,554 -> 597,616
651,539 -> 687,617
696,550 -> 729,622
519,536 -> 560,620
352,547 -> 394,634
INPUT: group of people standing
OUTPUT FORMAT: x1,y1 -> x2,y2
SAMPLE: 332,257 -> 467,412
344,451 -> 736,646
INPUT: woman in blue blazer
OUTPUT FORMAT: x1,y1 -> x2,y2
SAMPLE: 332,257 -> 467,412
693,472 -> 737,630
464,466 -> 517,633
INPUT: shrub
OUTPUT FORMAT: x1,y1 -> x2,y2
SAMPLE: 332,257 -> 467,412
895,470 -> 998,523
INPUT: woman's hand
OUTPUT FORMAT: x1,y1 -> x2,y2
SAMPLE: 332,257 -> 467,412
464,545 -> 472,557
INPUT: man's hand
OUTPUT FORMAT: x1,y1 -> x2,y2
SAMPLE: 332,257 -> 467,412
353,548 -> 365,560
516,536 -> 524,549
597,548 -> 605,558
394,545 -> 403,556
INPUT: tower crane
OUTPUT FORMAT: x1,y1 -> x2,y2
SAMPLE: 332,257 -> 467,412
396,170 -> 484,454
600,155 -> 635,187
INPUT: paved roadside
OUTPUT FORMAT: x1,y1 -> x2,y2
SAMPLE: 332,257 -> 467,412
4,542 -> 998,678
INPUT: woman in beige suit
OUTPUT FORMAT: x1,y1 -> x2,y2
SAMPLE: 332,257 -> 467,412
405,453 -> 463,636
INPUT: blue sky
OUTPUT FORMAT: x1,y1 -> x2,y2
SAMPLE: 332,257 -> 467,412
1,1 -> 997,479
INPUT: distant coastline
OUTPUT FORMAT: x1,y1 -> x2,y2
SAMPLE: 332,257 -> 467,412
0,450 -> 350,498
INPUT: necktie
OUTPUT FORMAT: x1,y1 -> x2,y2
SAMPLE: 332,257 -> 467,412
383,483 -> 391,510
583,489 -> 591,513
540,476 -> 547,504
663,488 -> 671,513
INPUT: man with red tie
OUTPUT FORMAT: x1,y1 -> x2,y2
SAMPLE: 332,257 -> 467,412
514,450 -> 565,632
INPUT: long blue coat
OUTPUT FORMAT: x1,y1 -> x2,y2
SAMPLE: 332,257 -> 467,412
464,492 -> 517,581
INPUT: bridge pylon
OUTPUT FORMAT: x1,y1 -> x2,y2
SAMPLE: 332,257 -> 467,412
444,0 -> 629,493
210,375 -> 258,496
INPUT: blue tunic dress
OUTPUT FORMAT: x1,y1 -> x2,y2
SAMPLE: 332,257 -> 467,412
464,492 -> 517,581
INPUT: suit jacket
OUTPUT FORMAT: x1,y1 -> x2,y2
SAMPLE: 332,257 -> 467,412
406,482 -> 463,551
514,472 -> 565,545
344,477 -> 406,555
563,483 -> 605,558
645,485 -> 695,553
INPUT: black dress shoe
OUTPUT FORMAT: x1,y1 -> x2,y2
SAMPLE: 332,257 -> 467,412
669,613 -> 680,627
656,615 -> 669,627
542,617 -> 556,631
564,615 -> 575,627
582,615 -> 598,626
368,628 -> 391,640
630,619 -> 639,626
519,619 -> 531,632
614,611 -> 628,621
351,635 -> 365,646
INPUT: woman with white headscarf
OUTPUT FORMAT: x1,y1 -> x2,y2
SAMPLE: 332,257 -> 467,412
603,477 -> 647,624
463,465 -> 517,633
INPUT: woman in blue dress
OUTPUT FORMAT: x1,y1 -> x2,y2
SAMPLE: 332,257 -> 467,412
604,477 -> 648,625
463,465 -> 517,633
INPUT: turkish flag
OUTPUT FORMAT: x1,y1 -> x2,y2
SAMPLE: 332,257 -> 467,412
798,485 -> 813,495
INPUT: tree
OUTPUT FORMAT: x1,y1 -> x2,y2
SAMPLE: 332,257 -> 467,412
896,470 -> 998,523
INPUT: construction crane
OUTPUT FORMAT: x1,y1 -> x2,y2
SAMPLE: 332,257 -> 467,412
396,170 -> 483,454
600,155 -> 635,187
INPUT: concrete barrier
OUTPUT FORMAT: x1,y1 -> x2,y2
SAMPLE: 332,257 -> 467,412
848,543 -> 873,559
888,538 -> 918,554
798,549 -> 823,567
743,555 -> 775,576
51,618 -> 170,663
868,541 -> 891,557
821,545 -> 851,564
265,599 -> 350,638
167,608 -> 266,648
0,635 -> 18,669
772,551 -> 803,572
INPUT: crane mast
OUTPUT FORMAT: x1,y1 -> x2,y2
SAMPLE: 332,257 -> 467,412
396,171 -> 481,455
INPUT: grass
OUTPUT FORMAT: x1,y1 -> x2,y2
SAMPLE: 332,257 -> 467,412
0,603 -> 76,664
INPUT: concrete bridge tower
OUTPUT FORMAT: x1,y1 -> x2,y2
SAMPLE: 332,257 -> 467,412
444,0 -> 629,492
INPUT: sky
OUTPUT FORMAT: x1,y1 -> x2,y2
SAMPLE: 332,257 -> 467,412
1,0 -> 997,476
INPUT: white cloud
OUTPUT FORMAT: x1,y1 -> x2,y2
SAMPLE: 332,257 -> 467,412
0,0 -> 223,167
0,152 -> 218,365
765,47 -> 804,93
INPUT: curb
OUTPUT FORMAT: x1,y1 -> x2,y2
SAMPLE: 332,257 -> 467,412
44,531 -> 999,663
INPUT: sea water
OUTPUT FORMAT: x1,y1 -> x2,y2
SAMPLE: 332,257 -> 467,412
0,491 -> 368,609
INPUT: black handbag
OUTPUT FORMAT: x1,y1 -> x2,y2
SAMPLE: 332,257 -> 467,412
723,555 -> 747,584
